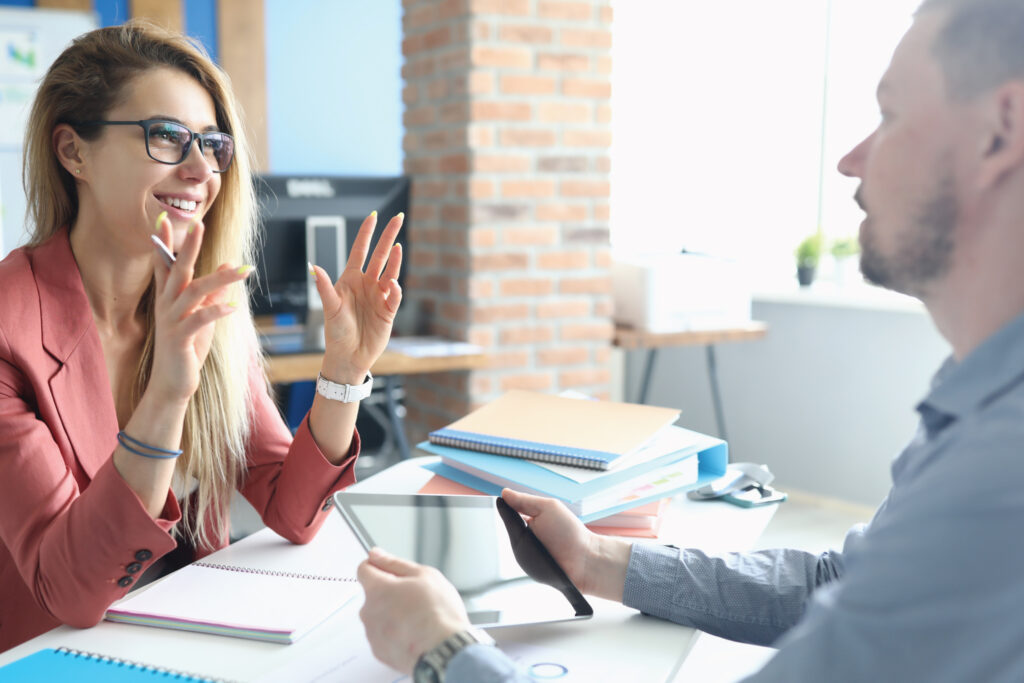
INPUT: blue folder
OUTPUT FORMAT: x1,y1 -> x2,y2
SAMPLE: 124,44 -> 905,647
419,435 -> 727,502
419,435 -> 728,523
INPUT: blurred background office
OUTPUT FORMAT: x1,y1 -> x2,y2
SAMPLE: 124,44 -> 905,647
0,0 -> 948,511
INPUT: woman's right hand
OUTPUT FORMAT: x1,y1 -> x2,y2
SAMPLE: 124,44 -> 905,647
501,488 -> 633,602
148,215 -> 251,407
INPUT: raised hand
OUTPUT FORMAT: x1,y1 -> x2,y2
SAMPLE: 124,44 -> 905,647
310,212 -> 404,383
148,214 -> 251,406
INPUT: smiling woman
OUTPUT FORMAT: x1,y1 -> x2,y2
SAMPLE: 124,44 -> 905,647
0,19 -> 403,652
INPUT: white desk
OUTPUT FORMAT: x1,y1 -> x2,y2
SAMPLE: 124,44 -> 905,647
0,458 -> 776,682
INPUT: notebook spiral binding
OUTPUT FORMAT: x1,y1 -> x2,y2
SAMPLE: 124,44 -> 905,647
194,561 -> 358,583
429,432 -> 606,469
54,647 -> 232,682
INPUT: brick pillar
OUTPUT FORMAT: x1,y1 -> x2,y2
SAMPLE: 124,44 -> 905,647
402,0 -> 614,445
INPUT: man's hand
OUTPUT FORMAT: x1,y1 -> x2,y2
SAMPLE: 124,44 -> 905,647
357,548 -> 471,674
501,488 -> 632,602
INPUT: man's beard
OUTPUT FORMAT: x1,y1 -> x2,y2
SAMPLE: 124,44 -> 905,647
859,169 -> 957,299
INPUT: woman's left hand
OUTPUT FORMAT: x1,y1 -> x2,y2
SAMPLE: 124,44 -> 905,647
310,212 -> 404,382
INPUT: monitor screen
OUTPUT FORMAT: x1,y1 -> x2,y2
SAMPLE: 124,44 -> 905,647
249,175 -> 410,322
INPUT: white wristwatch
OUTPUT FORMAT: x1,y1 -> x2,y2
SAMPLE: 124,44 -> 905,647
315,371 -> 374,403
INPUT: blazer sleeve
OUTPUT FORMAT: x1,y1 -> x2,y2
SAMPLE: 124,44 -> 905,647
238,357 -> 360,544
0,333 -> 180,628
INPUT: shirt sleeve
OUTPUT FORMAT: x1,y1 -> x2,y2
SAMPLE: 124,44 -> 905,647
623,537 -> 849,646
447,644 -> 532,683
741,428 -> 1024,682
237,357 -> 360,545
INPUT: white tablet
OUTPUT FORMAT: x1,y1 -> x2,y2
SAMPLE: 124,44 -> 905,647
333,492 -> 593,628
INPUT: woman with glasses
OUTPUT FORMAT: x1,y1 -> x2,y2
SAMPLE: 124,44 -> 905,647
0,20 -> 403,651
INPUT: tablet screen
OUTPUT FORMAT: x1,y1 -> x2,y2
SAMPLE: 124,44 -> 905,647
333,492 -> 593,628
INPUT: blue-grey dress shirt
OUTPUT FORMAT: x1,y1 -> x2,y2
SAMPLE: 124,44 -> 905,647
446,310 -> 1024,682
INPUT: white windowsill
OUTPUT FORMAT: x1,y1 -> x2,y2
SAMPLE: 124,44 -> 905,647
753,278 -> 925,314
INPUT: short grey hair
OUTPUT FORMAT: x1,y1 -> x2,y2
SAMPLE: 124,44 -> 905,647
916,0 -> 1024,99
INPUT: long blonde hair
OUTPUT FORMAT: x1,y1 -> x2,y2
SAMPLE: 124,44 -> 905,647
23,20 -> 260,550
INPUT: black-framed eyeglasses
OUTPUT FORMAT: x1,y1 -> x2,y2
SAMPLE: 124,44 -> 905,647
74,119 -> 235,173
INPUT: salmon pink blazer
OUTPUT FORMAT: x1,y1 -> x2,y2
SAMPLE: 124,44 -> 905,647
0,228 -> 359,651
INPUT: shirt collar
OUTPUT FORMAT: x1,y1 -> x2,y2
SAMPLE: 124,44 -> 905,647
917,310 -> 1024,435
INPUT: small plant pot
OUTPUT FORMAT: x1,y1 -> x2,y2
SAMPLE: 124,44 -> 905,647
796,265 -> 816,287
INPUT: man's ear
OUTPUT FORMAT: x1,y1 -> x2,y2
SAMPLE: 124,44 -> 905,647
977,81 -> 1024,190
52,124 -> 85,177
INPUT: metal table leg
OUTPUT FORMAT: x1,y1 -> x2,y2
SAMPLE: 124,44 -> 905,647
384,375 -> 411,460
637,348 -> 658,404
706,344 -> 728,442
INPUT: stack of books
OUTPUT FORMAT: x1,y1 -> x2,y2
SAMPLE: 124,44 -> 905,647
419,390 -> 728,529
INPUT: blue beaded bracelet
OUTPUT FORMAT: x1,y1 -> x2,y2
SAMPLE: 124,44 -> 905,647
117,431 -> 183,459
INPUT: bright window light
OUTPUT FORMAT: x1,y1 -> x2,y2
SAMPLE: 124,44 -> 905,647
611,0 -> 920,286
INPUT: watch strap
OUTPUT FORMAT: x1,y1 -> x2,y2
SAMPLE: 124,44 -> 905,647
315,371 -> 373,403
414,627 -> 495,683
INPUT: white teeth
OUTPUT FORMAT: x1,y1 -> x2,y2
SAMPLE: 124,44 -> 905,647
163,197 -> 197,212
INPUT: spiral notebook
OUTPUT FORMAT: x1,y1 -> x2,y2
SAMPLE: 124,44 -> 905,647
104,523 -> 360,644
0,647 -> 225,682
428,390 -> 680,470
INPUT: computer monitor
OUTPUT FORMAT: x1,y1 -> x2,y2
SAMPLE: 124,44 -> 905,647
250,175 -> 410,323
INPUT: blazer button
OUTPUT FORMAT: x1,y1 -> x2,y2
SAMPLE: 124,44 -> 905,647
135,549 -> 153,561
117,575 -> 134,588
126,562 -> 143,574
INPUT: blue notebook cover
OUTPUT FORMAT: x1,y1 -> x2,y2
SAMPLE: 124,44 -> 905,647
419,432 -> 727,503
424,460 -> 724,523
0,647 -> 219,682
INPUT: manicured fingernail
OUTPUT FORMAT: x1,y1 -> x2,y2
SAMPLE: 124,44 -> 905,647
307,261 -> 316,276
397,212 -> 405,221
237,265 -> 253,276
187,220 -> 197,235
370,210 -> 377,218
227,300 -> 239,308
154,211 -> 167,232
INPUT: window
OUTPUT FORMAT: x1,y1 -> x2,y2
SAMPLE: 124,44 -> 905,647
611,0 -> 920,286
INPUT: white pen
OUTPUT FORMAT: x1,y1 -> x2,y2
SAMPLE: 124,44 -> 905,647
150,234 -> 176,267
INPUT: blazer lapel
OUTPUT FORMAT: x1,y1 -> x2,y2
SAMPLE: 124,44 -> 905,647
32,229 -> 118,480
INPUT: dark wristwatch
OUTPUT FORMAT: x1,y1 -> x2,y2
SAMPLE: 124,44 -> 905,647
413,627 -> 495,683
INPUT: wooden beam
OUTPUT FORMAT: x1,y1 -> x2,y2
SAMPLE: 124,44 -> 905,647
129,0 -> 184,33
36,0 -> 92,10
217,0 -> 268,171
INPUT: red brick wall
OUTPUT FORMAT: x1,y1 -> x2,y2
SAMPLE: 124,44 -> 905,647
402,0 -> 613,444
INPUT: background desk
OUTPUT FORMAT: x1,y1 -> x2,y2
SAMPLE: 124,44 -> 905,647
260,323 -> 490,462
615,322 -> 768,441
0,458 -> 776,682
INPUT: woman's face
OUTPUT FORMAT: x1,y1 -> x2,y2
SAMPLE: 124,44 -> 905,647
78,66 -> 223,255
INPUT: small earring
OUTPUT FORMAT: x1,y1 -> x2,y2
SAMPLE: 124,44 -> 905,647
74,168 -> 81,175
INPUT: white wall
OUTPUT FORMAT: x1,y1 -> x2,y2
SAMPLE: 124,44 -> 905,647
621,298 -> 950,507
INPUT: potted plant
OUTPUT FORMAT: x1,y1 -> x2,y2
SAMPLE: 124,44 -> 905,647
795,234 -> 822,287
830,236 -> 861,286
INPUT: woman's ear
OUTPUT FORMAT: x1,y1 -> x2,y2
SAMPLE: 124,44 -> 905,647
52,123 -> 84,177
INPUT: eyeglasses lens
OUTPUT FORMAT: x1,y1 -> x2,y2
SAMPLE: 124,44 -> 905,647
146,121 -> 234,172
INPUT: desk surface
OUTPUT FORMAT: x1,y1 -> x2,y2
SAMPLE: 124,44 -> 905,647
0,459 -> 776,682
614,321 -> 768,350
257,322 -> 491,384
266,348 -> 491,384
